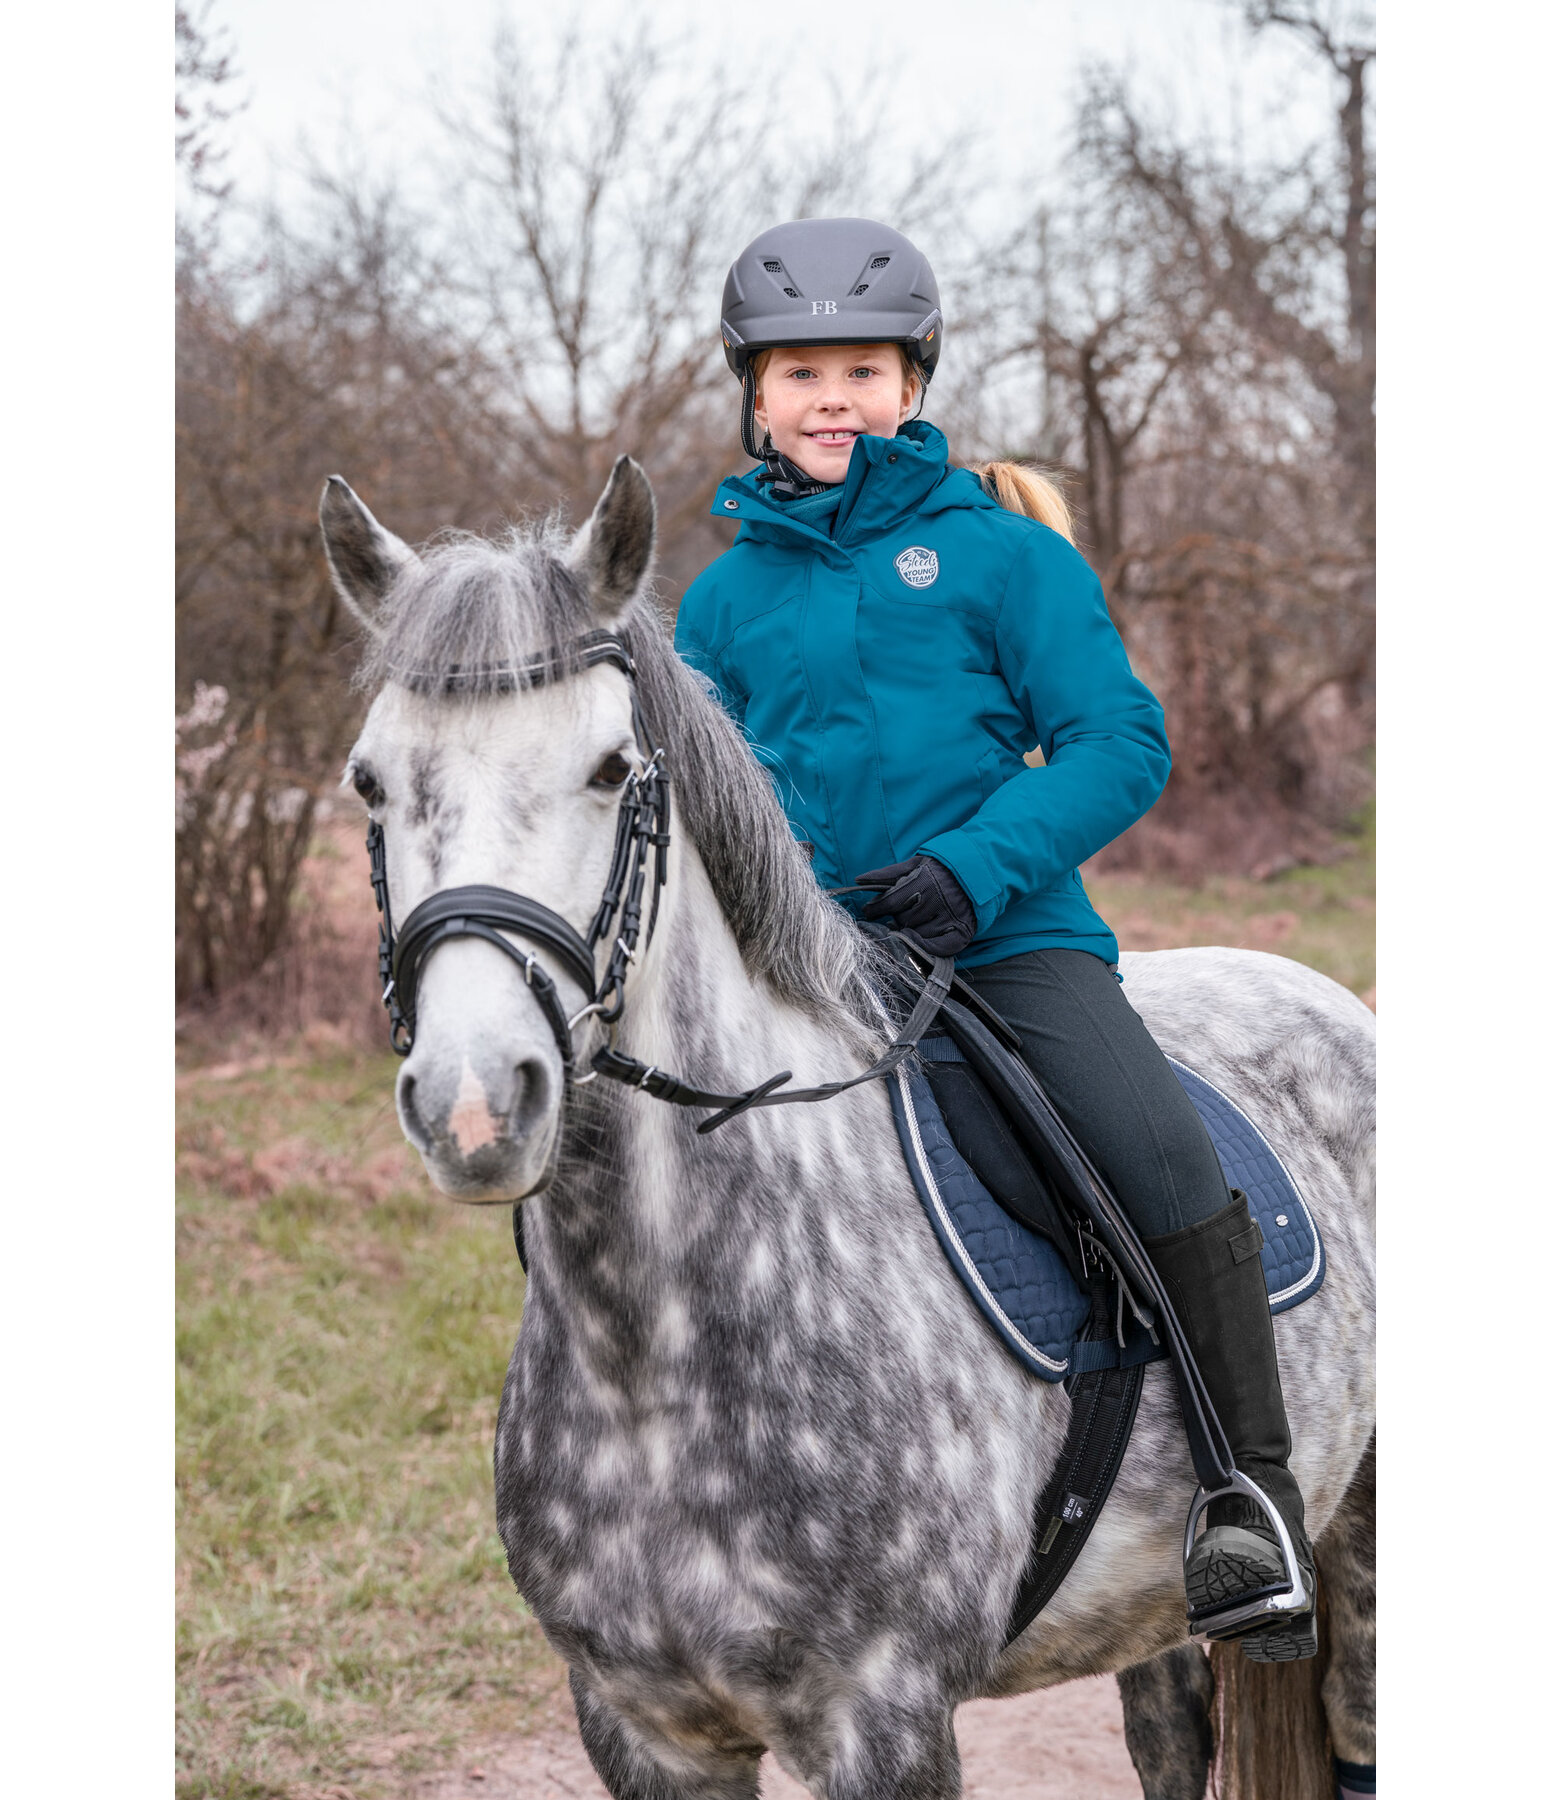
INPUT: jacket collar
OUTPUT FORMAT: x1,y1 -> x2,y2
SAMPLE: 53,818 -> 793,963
711,421 -> 996,548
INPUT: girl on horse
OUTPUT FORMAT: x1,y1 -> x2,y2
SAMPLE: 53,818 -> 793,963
674,217 -> 1317,1663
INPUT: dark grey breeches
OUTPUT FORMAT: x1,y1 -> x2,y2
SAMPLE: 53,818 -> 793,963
954,948 -> 1230,1239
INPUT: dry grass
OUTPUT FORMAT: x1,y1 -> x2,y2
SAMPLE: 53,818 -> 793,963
176,1055 -> 568,1799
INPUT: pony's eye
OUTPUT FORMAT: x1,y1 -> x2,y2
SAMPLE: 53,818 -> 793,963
352,765 -> 384,807
591,751 -> 633,790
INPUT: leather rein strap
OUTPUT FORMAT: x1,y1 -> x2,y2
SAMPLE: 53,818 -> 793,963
365,629 -> 955,1133
593,946 -> 953,1134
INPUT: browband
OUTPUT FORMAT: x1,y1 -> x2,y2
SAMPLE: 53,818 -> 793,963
395,630 -> 636,695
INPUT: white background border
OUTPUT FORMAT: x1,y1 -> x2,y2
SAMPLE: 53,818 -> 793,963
3,2 -> 1542,1791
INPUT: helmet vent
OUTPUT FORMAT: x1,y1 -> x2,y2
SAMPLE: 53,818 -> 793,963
761,258 -> 803,298
847,252 -> 894,296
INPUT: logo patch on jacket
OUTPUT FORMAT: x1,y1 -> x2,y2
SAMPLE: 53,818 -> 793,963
894,545 -> 939,589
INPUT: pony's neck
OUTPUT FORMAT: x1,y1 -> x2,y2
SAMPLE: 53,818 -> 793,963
627,839 -> 870,1108
529,835 -> 895,1337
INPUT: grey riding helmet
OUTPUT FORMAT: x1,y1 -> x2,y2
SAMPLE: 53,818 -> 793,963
721,218 -> 943,458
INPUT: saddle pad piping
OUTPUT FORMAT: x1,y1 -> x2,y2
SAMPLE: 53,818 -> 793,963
1164,1057 -> 1323,1308
892,1072 -> 1069,1378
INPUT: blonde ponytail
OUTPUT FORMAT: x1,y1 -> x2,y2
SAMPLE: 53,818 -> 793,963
972,460 -> 1076,545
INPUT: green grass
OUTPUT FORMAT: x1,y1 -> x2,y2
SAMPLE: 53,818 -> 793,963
1086,810 -> 1376,999
176,1053 -> 564,1798
177,850 -> 1373,1796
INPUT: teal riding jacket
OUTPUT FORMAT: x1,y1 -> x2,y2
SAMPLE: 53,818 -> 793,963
672,421 -> 1170,968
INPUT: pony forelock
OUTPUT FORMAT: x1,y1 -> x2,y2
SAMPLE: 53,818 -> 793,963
356,521 -> 594,697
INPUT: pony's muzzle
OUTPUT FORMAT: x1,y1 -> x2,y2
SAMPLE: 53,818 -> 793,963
397,1049 -> 560,1202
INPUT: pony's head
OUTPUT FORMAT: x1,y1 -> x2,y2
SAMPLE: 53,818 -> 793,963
324,460 -> 658,1201
324,460 -> 883,1208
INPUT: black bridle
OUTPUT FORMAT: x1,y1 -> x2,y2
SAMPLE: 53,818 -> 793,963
366,629 -> 954,1134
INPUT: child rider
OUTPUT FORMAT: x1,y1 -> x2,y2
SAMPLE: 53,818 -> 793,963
673,217 -> 1317,1662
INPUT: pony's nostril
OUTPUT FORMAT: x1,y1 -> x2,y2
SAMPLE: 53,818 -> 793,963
397,1073 -> 431,1150
509,1058 -> 553,1136
396,1055 -> 557,1180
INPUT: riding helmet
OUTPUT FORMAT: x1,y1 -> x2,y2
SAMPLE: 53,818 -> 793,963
720,218 -> 943,383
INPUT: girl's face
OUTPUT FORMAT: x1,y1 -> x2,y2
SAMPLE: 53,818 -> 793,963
753,344 -> 919,483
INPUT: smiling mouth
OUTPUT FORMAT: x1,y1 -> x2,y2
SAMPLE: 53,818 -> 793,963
806,430 -> 858,443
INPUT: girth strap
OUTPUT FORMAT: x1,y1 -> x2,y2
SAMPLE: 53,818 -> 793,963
1003,1281 -> 1147,1644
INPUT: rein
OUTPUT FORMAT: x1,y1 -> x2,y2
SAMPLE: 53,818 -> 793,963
365,629 -> 953,1134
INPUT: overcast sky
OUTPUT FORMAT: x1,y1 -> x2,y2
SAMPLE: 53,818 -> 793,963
211,0 -> 1344,217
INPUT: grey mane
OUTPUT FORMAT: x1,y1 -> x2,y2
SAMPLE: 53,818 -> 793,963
355,524 -> 888,1046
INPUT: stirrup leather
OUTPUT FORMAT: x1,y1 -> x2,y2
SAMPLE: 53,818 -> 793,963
1182,1468 -> 1310,1640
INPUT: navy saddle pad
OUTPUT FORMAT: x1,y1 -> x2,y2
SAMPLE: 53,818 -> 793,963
889,1042 -> 1325,1383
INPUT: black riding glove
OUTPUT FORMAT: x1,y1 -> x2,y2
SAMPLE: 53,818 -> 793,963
855,855 -> 978,958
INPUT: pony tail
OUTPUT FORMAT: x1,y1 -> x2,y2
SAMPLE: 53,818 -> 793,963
973,460 -> 1076,545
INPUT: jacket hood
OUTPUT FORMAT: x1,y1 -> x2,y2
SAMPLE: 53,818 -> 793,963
711,421 -> 998,547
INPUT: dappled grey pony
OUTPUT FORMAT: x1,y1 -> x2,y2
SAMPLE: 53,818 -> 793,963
322,459 -> 1375,1800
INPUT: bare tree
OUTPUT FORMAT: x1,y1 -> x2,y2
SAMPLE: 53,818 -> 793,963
176,18 -> 975,1008
955,3 -> 1375,872
176,3 -> 241,186
438,23 -> 974,596
176,162 -> 521,1003
1098,2 -> 1375,544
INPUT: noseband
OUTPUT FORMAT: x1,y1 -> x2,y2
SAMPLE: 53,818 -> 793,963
365,628 -> 955,1134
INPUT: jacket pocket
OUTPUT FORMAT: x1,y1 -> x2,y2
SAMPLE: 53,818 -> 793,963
976,747 -> 1005,805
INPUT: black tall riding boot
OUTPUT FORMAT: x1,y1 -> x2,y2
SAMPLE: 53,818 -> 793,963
1143,1191 -> 1318,1663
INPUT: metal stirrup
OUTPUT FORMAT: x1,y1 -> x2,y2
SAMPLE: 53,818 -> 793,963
1182,1473 -> 1310,1637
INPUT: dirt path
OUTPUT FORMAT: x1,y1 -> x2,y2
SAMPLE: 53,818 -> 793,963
417,1674 -> 1142,1799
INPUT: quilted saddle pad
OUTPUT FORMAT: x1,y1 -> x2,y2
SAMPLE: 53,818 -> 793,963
890,1043 -> 1325,1383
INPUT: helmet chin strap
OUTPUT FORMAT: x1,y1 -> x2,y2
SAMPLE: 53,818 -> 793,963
740,369 -> 835,500
739,368 -> 762,459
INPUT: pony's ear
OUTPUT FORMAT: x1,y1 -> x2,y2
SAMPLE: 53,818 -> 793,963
319,475 -> 417,631
567,456 -> 656,621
